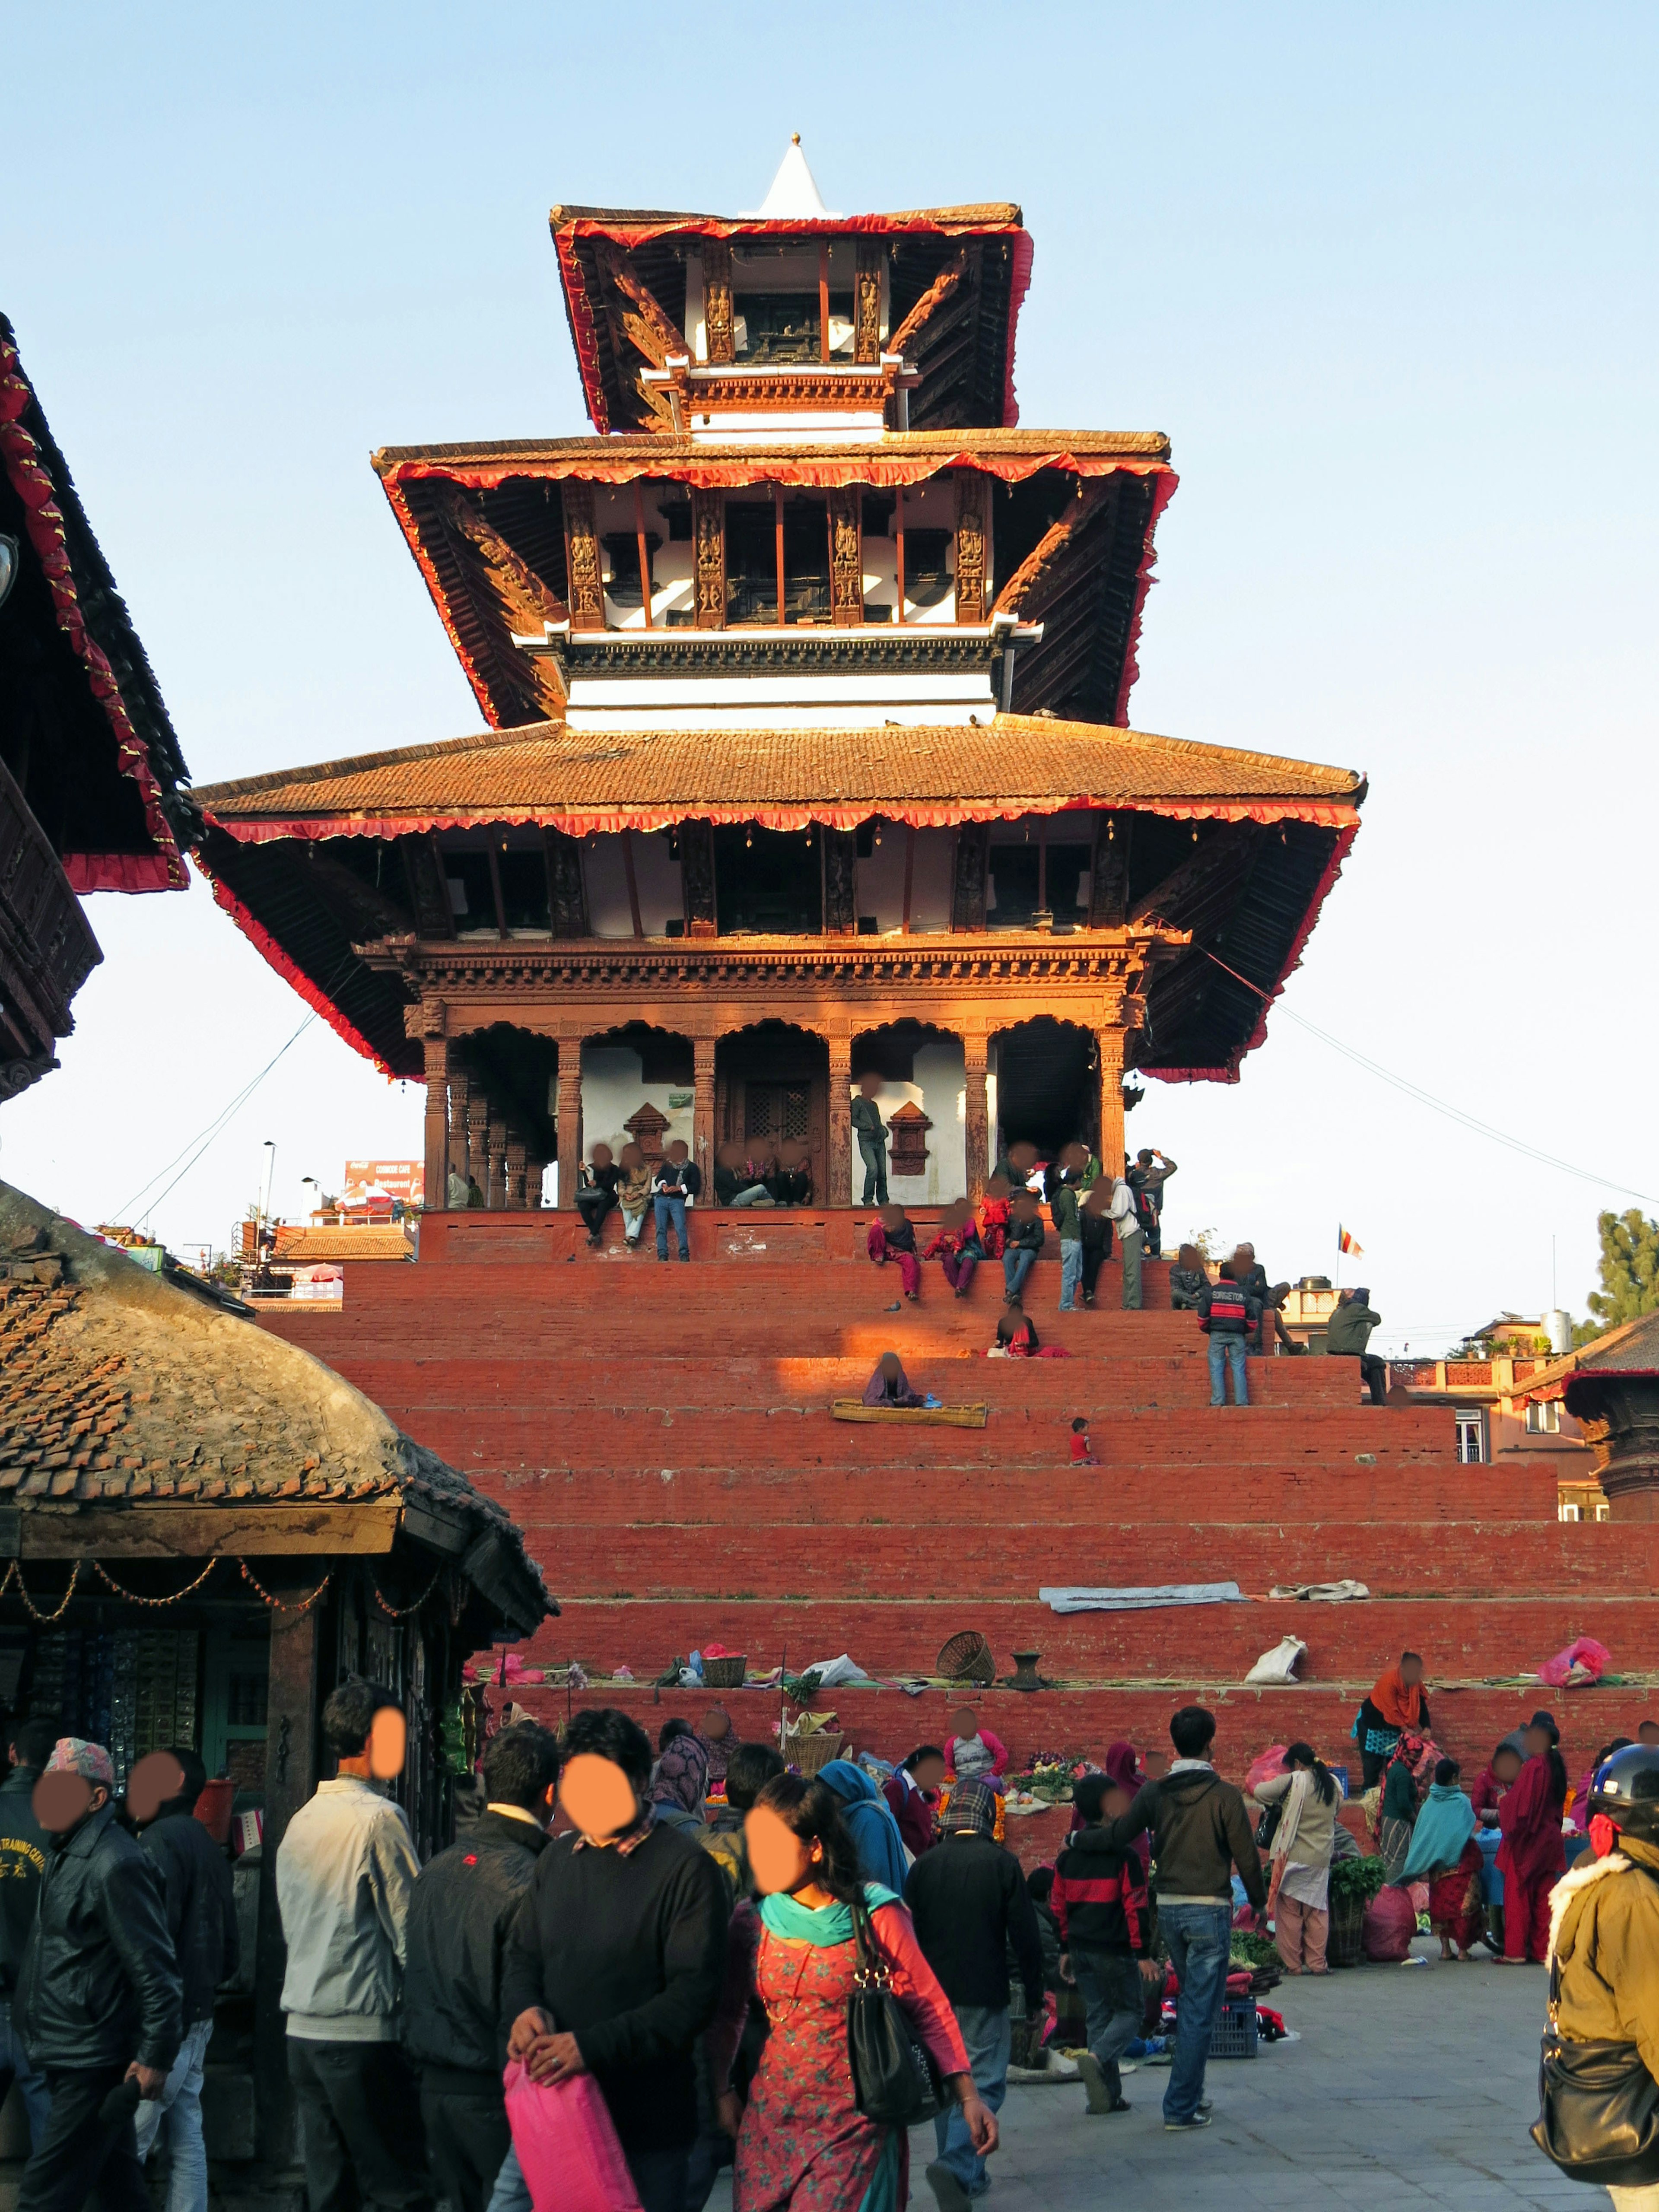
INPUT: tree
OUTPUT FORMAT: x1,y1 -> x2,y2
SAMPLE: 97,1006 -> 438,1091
1584,1210 -> 1659,1336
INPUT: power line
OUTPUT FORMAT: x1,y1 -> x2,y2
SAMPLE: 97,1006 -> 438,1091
116,1012 -> 316,1224
1199,950 -> 1657,1208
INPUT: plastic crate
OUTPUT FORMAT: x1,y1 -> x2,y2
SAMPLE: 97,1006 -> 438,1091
1208,1996 -> 1259,2059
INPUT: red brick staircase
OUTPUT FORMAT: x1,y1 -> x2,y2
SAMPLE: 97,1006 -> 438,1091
259,1209 -> 1652,1802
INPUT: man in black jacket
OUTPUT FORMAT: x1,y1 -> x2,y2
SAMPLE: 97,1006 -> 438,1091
502,1707 -> 727,2212
16,1736 -> 182,2212
0,1717 -> 57,2147
904,1778 -> 1043,2212
404,1723 -> 558,2212
1051,1777 -> 1156,2115
1105,1706 -> 1265,2133
132,1748 -> 239,2212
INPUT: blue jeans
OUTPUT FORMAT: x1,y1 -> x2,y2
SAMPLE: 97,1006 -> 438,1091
858,1135 -> 888,1205
489,2140 -> 688,2212
0,1993 -> 50,2148
133,2018 -> 211,2212
654,1192 -> 689,1258
1003,1246 -> 1035,1301
932,2002 -> 1009,2196
1208,1334 -> 1248,1406
1058,1239 -> 1083,1310
1158,1901 -> 1233,2122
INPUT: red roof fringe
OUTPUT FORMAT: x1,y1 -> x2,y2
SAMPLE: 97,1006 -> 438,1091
1144,819 -> 1360,1085
204,798 -> 1360,848
0,334 -> 185,892
381,449 -> 1168,496
197,859 -> 395,1077
381,475 -> 501,728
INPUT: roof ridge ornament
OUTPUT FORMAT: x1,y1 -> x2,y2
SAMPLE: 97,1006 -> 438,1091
744,136 -> 842,221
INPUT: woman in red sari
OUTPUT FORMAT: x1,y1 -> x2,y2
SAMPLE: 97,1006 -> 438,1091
708,1773 -> 991,2210
1496,1717 -> 1568,1962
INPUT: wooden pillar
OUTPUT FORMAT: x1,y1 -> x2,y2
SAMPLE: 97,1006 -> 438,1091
421,1035 -> 449,1211
828,1035 -> 852,1206
526,1162 -> 545,1210
505,1137 -> 527,1211
448,1069 -> 470,1179
963,1033 -> 990,1199
693,1036 -> 717,1193
486,1120 -> 508,1210
1097,1028 -> 1127,1179
254,1577 -> 322,2164
556,1045 -> 583,1208
467,1094 -> 489,1198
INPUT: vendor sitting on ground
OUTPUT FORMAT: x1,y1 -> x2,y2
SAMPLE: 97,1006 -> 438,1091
862,1351 -> 925,1408
948,1708 -> 1009,1788
867,1202 -> 921,1301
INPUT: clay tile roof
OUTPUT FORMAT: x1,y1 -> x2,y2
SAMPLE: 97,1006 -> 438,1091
1516,1310 -> 1659,1404
197,716 -> 1362,838
0,1184 -> 552,1629
273,1226 -> 414,1264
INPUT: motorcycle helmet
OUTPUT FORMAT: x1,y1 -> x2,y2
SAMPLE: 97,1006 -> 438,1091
1587,1744 -> 1659,1850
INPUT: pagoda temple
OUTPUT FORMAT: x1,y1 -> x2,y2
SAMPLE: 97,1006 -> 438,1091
195,146 -> 1363,1210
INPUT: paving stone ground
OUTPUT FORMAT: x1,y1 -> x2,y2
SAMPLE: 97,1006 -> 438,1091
707,1936 -> 1585,2211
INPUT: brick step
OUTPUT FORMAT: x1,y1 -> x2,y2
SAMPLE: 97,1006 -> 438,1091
518,1518 -> 1644,1603
329,1393 -> 1452,1457
495,1682 -> 1622,1808
537,1589 -> 1656,1682
257,1336 -> 1374,1412
450,1459 -> 1526,1524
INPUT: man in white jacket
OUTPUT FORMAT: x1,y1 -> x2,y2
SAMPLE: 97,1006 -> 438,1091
276,1680 -> 429,2212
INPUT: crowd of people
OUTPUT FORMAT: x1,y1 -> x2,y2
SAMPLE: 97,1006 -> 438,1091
13,1656 -> 1646,2212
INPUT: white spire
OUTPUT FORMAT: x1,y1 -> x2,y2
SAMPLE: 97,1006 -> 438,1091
745,136 -> 841,221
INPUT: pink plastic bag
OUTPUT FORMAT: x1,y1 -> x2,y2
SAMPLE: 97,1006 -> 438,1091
503,2060 -> 643,2212
1361,1884 -> 1417,1963
1245,1745 -> 1289,1796
1538,1636 -> 1612,1688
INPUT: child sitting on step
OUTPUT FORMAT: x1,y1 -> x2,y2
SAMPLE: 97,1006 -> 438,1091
614,1142 -> 654,1250
948,1707 -> 1009,1786
1070,1416 -> 1099,1465
922,1198 -> 982,1297
976,1172 -> 1012,1259
867,1203 -> 920,1300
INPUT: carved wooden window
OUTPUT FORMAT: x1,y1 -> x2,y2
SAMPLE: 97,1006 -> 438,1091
543,828 -> 589,937
747,1083 -> 810,1145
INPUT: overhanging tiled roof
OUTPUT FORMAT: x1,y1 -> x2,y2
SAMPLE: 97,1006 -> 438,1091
197,716 -> 1361,840
0,1185 -> 552,1632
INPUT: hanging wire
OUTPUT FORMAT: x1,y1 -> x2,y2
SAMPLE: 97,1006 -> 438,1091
0,1557 -> 82,1623
116,1011 -> 317,1223
1198,947 -> 1659,1207
91,1558 -> 220,1607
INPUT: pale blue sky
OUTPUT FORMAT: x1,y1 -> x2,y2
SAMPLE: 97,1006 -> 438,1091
3,5 -> 1655,1347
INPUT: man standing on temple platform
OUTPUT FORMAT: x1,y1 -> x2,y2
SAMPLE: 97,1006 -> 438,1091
1127,1148 -> 1177,1257
1328,1286 -> 1387,1405
0,1717 -> 57,2149
1231,1244 -> 1271,1349
904,1779 -> 1043,2212
652,1140 -> 701,1263
852,1073 -> 889,1206
404,1722 -> 559,2212
1108,1176 -> 1144,1309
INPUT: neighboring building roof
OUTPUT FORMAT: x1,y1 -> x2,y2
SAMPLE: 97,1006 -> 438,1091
371,435 -> 1176,732
0,1182 -> 551,1634
272,1226 -> 413,1263
547,202 -> 1032,435
196,715 -> 1361,837
0,315 -> 192,891
191,715 -> 1362,1086
1516,1312 -> 1659,1409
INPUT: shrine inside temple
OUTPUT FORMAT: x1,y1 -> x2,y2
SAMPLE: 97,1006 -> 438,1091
195,147 -> 1364,1208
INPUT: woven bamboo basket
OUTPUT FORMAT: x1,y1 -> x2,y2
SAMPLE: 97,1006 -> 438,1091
937,1630 -> 996,1685
700,1656 -> 748,1689
785,1729 -> 845,1776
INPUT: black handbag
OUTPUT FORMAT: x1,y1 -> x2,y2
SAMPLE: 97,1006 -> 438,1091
1254,1799 -> 1283,1851
1532,1925 -> 1659,2184
845,1896 -> 946,2129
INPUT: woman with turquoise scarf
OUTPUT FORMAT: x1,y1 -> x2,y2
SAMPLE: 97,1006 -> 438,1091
1402,1756 -> 1486,1959
706,1772 -> 992,2211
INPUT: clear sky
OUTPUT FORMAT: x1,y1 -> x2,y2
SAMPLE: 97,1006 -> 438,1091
3,4 -> 1654,1349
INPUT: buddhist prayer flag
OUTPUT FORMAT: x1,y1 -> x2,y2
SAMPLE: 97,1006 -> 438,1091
1338,1225 -> 1363,1255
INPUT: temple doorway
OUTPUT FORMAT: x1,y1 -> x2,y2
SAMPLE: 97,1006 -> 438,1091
715,1022 -> 829,1201
991,1017 -> 1097,1168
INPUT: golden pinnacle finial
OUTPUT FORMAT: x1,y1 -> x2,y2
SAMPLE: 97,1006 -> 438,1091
791,132 -> 801,145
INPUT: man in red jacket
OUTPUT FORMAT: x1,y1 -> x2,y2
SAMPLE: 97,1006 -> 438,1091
1052,1777 -> 1157,2115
